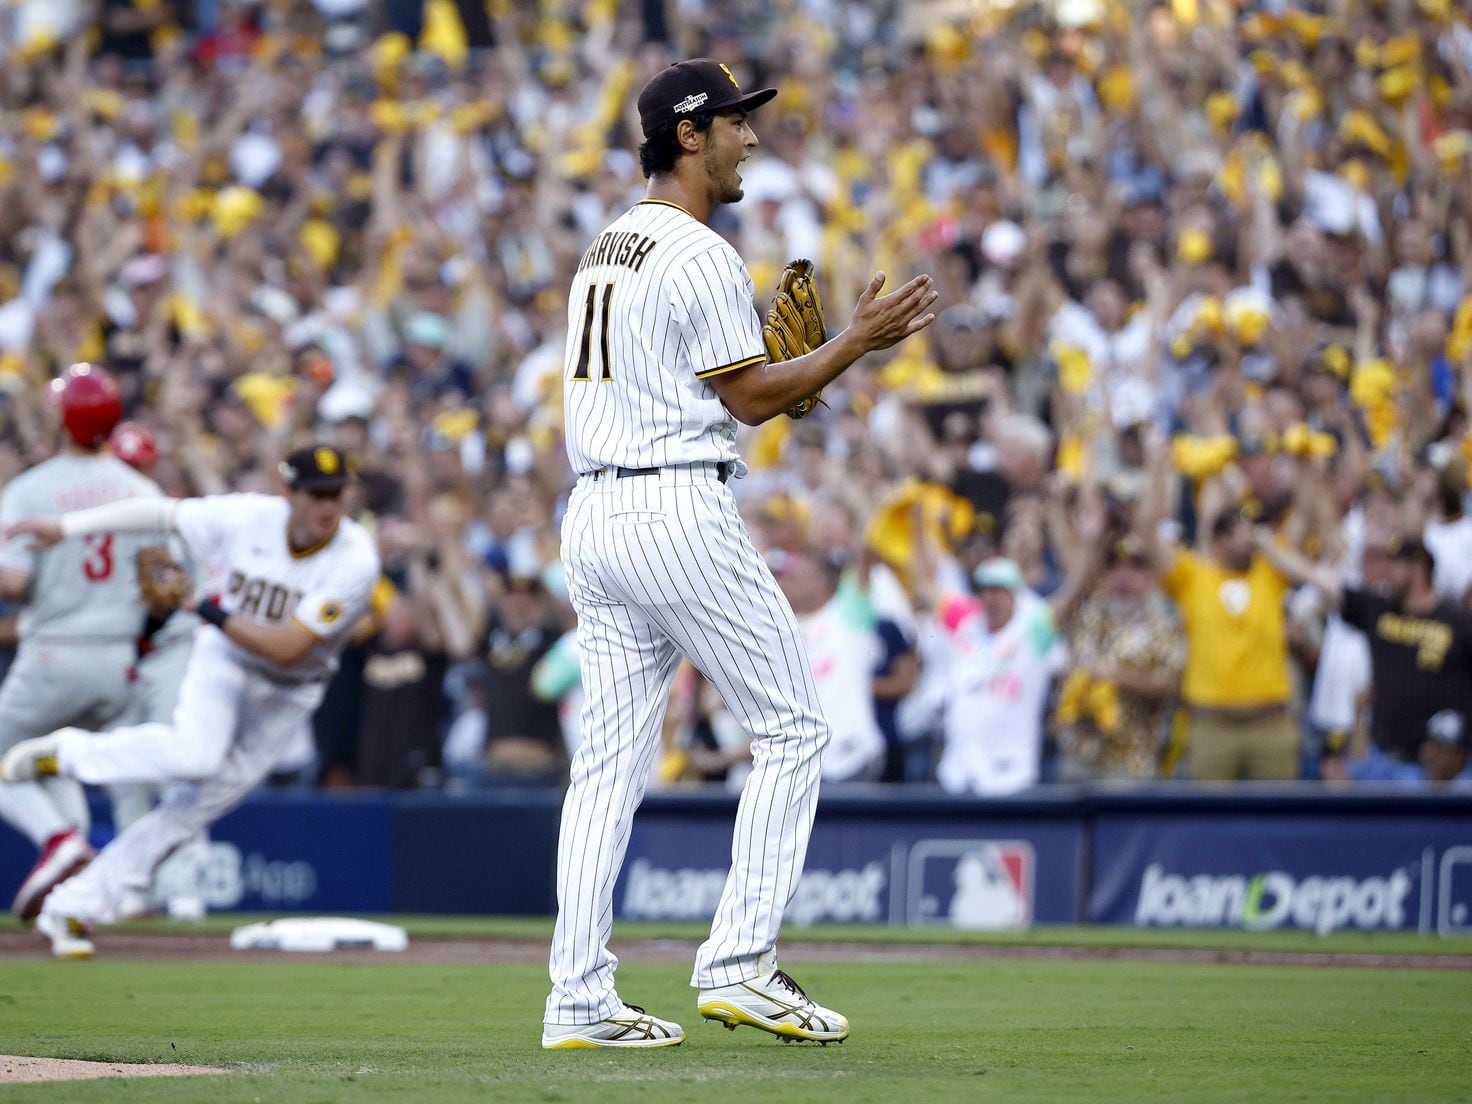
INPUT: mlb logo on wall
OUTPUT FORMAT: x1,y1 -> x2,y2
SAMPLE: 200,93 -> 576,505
905,840 -> 1034,930
1439,846 -> 1472,934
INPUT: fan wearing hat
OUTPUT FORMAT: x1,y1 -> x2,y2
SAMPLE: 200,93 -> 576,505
934,497 -> 1106,798
1259,531 -> 1472,778
547,57 -> 940,1050
0,363 -> 172,924
1135,428 -> 1304,781
1418,710 -> 1472,787
1053,536 -> 1185,782
0,443 -> 379,959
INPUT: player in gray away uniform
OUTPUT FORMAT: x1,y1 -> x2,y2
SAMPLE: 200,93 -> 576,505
0,445 -> 379,959
105,422 -> 209,921
542,60 -> 937,1049
0,365 -> 163,921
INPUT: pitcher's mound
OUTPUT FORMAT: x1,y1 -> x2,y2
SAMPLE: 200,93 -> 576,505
0,1055 -> 227,1084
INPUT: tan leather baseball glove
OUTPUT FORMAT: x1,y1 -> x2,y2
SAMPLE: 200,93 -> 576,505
762,259 -> 828,419
136,546 -> 192,616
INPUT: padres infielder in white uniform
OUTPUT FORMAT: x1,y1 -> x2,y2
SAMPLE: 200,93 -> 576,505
0,366 -> 160,920
542,59 -> 936,1049
0,445 -> 379,958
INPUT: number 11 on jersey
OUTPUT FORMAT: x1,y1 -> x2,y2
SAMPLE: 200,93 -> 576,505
570,282 -> 615,382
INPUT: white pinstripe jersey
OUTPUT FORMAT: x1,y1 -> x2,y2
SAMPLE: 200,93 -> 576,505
562,199 -> 766,475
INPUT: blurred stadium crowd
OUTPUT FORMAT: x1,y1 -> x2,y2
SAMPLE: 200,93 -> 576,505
0,0 -> 1470,793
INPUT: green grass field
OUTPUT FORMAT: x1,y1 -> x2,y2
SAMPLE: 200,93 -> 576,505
1,918 -> 1469,1103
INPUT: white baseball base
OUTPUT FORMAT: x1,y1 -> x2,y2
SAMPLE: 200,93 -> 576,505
229,917 -> 408,953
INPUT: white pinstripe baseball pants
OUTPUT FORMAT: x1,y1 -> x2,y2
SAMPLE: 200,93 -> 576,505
108,635 -> 209,910
545,465 -> 831,1025
42,631 -> 323,926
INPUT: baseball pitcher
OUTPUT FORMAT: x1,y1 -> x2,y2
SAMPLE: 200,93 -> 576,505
543,59 -> 937,1049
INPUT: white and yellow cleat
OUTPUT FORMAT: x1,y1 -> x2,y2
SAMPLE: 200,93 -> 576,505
541,1004 -> 684,1049
698,968 -> 849,1044
36,911 -> 95,960
0,731 -> 68,783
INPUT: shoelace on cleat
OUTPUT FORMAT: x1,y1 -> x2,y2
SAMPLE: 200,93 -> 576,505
769,970 -> 809,1000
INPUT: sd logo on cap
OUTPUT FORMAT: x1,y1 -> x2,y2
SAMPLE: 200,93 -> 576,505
279,445 -> 351,493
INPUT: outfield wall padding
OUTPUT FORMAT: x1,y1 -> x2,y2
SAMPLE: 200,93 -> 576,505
1,785 -> 1468,934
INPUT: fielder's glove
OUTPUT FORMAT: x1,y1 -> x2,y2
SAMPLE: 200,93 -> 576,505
762,259 -> 828,419
136,546 -> 192,616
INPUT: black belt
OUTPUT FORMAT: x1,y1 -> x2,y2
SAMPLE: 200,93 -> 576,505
591,462 -> 733,484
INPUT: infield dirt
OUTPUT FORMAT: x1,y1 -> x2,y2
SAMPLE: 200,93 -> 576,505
1,927 -> 1469,969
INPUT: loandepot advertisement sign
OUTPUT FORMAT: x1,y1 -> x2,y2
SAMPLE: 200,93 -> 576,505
622,859 -> 889,925
1133,864 -> 1414,935
1090,816 -> 1472,936
615,815 -> 1083,928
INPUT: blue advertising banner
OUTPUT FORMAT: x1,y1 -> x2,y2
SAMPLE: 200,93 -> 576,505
5,787 -> 1467,924
393,793 -> 560,914
614,813 -> 1083,928
0,794 -> 397,915
202,795 -> 397,913
1089,815 -> 1472,935
0,827 -> 35,907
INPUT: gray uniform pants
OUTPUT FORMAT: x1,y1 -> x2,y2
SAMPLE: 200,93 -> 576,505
0,639 -> 134,847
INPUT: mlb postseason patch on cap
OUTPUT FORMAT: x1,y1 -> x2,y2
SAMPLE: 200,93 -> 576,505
637,58 -> 777,139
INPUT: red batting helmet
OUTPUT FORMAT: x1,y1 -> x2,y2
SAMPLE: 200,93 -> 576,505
110,421 -> 158,471
52,364 -> 123,450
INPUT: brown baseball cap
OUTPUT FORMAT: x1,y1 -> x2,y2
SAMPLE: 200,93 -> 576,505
637,59 -> 777,139
279,444 -> 350,493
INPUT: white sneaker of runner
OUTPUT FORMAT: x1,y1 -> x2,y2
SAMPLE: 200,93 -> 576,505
11,827 -> 94,921
698,969 -> 849,1044
541,1004 -> 685,1049
36,910 -> 95,960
